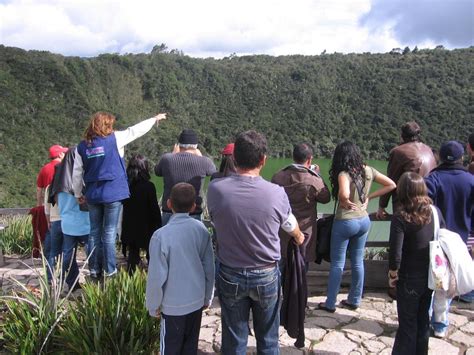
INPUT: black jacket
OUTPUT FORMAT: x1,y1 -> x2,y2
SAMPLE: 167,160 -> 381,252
280,240 -> 307,348
48,146 -> 76,204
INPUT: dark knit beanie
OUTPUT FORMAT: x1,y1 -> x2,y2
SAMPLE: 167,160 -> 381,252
178,129 -> 198,145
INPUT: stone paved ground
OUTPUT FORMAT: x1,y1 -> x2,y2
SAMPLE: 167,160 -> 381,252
1,255 -> 473,354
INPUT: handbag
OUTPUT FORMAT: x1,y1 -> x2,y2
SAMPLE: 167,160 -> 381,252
315,201 -> 337,264
431,206 -> 474,295
428,205 -> 450,291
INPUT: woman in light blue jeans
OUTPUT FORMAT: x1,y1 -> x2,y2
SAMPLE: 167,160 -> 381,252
319,141 -> 395,312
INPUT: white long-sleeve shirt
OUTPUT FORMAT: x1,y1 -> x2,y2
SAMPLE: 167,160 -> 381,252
72,116 -> 157,198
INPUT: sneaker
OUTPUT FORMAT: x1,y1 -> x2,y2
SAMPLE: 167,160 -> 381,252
433,329 -> 447,339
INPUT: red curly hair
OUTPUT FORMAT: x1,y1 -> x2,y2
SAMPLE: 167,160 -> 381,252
84,112 -> 116,142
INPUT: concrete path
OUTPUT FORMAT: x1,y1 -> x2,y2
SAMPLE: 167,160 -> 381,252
1,255 -> 473,354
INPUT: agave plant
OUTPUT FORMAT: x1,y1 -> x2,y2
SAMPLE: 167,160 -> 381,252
58,269 -> 160,354
0,215 -> 33,256
0,252 -> 82,354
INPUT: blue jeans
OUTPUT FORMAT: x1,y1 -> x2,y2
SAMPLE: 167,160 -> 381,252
161,212 -> 201,226
88,202 -> 122,276
431,292 -> 452,334
460,290 -> 474,303
393,274 -> 432,354
47,221 -> 64,281
43,229 -> 51,278
62,234 -> 89,288
218,264 -> 281,355
325,216 -> 370,309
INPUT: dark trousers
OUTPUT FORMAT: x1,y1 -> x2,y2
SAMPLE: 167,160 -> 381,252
393,274 -> 433,355
160,308 -> 203,355
127,245 -> 149,274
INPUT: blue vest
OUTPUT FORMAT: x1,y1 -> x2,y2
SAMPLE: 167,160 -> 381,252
77,134 -> 129,204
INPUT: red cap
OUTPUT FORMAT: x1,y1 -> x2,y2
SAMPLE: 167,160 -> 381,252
49,145 -> 68,159
221,143 -> 234,155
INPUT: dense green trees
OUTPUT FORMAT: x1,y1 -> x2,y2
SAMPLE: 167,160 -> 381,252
0,45 -> 472,207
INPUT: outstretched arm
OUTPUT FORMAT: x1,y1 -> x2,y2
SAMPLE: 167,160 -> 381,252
115,113 -> 167,149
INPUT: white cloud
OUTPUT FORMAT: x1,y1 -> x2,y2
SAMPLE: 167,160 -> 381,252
0,0 -> 469,58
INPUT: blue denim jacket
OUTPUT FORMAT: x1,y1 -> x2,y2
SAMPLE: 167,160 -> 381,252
146,213 -> 215,316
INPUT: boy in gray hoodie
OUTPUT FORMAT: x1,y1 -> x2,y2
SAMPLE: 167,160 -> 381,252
146,183 -> 215,354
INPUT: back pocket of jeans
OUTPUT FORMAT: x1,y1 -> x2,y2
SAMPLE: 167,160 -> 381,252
256,276 -> 279,309
218,274 -> 239,306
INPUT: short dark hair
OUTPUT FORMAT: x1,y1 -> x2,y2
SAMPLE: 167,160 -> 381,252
401,121 -> 421,142
293,143 -> 313,164
468,133 -> 474,150
170,183 -> 196,213
233,130 -> 267,169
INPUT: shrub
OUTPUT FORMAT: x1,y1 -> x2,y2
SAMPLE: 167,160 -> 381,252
0,214 -> 33,256
58,269 -> 160,354
0,256 -> 71,354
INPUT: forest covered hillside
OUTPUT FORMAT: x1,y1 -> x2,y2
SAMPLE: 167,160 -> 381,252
0,45 -> 472,207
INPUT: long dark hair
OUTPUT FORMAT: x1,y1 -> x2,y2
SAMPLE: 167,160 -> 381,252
127,154 -> 151,186
329,141 -> 366,200
397,172 -> 432,225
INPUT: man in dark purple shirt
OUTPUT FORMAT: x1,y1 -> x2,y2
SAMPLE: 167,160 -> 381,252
208,130 -> 304,354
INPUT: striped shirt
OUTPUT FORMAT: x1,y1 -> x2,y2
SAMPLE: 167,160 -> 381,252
155,152 -> 216,214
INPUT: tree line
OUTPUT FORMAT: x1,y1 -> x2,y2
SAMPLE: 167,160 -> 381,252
0,45 -> 472,207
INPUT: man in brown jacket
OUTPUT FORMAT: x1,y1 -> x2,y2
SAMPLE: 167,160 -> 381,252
272,143 -> 331,274
377,121 -> 437,218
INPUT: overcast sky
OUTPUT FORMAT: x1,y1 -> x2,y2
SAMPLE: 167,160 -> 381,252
0,0 -> 472,58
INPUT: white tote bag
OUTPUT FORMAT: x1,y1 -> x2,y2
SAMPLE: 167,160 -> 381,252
428,206 -> 450,291
430,206 -> 474,295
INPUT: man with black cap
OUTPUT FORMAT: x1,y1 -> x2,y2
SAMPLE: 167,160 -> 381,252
155,129 -> 216,225
425,140 -> 474,337
377,121 -> 437,218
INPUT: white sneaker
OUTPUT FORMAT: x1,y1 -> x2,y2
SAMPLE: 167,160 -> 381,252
433,329 -> 447,338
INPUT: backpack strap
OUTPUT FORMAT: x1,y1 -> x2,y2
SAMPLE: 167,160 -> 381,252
430,205 -> 440,241
353,177 -> 366,204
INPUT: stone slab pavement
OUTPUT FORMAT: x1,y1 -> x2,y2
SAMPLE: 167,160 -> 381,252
1,255 -> 473,354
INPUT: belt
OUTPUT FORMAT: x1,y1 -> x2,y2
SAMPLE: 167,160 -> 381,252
221,262 -> 277,271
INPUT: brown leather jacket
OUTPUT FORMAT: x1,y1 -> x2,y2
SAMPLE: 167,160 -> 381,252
272,165 -> 331,262
380,141 -> 437,209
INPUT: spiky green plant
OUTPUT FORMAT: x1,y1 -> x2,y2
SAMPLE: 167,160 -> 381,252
0,215 -> 33,256
58,269 -> 160,354
0,254 -> 75,354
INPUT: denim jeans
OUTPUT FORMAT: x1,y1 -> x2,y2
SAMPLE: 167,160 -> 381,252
325,216 -> 370,309
431,291 -> 452,334
47,221 -> 64,281
218,263 -> 281,355
161,212 -> 201,226
88,201 -> 122,276
43,229 -> 52,279
393,274 -> 432,355
460,290 -> 474,303
62,234 -> 89,288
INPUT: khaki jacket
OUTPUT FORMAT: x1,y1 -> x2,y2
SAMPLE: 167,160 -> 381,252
380,141 -> 436,209
272,165 -> 330,262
